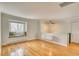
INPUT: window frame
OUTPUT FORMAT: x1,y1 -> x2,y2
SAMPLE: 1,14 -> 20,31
9,20 -> 27,38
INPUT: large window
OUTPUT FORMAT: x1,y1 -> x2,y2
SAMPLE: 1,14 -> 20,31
9,21 -> 27,38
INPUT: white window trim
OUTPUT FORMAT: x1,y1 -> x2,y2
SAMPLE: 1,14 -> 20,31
8,20 -> 27,38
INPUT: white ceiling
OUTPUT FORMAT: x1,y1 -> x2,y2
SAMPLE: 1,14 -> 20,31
0,2 -> 79,20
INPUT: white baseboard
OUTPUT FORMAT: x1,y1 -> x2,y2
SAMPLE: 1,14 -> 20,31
41,39 -> 67,47
2,39 -> 36,46
51,41 -> 67,47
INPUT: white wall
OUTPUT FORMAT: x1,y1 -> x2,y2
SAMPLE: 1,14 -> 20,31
70,17 -> 79,43
0,11 -> 1,53
0,11 -> 1,46
1,13 -> 40,45
71,22 -> 79,43
1,13 -> 74,46
41,21 -> 71,46
0,6 -> 2,45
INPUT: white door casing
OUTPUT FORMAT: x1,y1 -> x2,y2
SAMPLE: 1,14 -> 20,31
71,22 -> 79,43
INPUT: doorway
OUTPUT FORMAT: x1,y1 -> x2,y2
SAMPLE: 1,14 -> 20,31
71,22 -> 79,44
69,33 -> 71,44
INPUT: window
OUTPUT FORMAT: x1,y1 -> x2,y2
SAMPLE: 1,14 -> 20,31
9,21 -> 27,38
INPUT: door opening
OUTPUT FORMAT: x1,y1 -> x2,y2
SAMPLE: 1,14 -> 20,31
69,33 -> 71,44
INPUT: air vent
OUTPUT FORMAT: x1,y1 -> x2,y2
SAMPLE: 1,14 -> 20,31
60,2 -> 75,7
49,20 -> 55,24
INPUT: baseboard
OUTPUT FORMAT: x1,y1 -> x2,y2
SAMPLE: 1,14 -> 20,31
71,42 -> 79,45
40,39 -> 67,47
51,41 -> 67,47
2,39 -> 68,47
2,39 -> 38,47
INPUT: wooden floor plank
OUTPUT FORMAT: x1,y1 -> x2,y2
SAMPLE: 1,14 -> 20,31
1,39 -> 79,56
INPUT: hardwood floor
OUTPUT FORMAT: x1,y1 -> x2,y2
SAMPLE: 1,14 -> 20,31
1,39 -> 79,56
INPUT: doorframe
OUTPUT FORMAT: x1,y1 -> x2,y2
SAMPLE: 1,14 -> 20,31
71,21 -> 79,44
